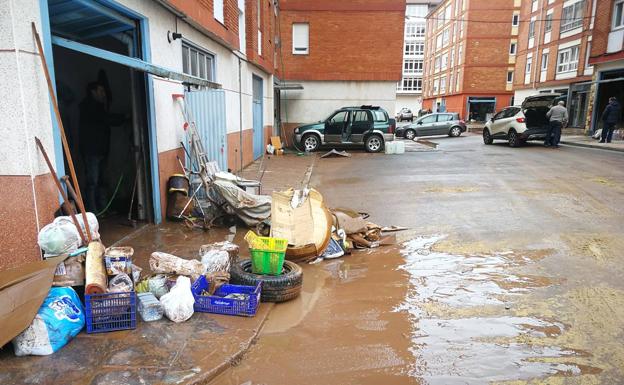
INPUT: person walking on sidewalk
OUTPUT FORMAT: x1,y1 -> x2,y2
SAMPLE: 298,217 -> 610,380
545,100 -> 568,148
600,97 -> 621,143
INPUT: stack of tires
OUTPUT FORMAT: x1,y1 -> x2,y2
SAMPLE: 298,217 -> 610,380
230,260 -> 303,303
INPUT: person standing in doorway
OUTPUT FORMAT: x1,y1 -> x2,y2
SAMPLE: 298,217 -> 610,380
545,100 -> 568,148
600,97 -> 621,143
79,81 -> 125,213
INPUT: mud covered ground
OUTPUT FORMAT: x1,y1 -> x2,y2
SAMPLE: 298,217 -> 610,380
213,135 -> 624,385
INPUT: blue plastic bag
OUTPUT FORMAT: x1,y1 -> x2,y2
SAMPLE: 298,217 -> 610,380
12,287 -> 85,356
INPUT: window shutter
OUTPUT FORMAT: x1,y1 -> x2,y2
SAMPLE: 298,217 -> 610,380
292,23 -> 309,54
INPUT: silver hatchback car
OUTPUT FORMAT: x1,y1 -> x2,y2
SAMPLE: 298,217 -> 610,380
396,113 -> 467,140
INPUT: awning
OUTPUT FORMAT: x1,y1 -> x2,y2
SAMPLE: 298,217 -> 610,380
275,83 -> 304,90
52,35 -> 221,88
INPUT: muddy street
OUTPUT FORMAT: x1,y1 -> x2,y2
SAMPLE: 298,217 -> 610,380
213,135 -> 624,385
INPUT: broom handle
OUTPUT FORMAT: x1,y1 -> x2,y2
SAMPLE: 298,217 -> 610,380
32,22 -> 92,242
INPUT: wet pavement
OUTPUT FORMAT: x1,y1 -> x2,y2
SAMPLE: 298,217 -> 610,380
214,135 -> 624,385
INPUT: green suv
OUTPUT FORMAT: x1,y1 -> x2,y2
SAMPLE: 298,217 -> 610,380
293,106 -> 396,153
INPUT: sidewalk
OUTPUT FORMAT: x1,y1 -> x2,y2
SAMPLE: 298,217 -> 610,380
0,225 -> 274,385
560,135 -> 624,153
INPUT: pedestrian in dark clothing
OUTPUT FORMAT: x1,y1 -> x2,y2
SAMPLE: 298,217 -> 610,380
600,97 -> 621,143
545,100 -> 568,148
79,81 -> 125,213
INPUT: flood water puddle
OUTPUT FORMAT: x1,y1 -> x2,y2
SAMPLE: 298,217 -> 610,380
395,236 -> 590,384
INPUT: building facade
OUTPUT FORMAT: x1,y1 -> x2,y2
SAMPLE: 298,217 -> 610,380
396,0 -> 442,116
422,0 -> 521,121
0,0 -> 276,270
586,0 -> 624,132
513,0 -> 596,130
277,0 -> 405,136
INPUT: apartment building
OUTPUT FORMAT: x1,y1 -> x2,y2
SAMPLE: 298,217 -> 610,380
0,0 -> 276,270
422,0 -> 520,121
586,0 -> 624,132
513,0 -> 596,130
277,0 -> 405,135
396,0 -> 442,116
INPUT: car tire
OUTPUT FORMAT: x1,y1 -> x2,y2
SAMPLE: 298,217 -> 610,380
449,126 -> 462,137
301,133 -> 320,152
483,128 -> 493,144
508,129 -> 522,148
365,134 -> 384,153
404,129 -> 416,140
230,260 -> 303,303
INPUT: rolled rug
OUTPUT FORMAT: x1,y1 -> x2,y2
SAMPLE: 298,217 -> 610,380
85,241 -> 107,295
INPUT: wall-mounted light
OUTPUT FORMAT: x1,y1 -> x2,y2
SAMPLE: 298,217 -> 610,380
167,31 -> 182,43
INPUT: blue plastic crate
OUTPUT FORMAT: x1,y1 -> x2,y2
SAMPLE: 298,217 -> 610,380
191,276 -> 261,317
85,292 -> 137,333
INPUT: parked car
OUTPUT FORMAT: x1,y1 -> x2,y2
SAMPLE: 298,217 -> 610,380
396,113 -> 466,140
294,106 -> 396,153
482,93 -> 561,147
397,108 -> 414,122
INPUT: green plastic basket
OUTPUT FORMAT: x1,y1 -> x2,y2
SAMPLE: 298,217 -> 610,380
249,236 -> 288,276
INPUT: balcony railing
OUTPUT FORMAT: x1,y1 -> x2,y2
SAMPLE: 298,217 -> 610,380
560,18 -> 583,33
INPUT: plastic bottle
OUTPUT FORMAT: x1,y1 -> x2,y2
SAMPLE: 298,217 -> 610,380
137,292 -> 164,322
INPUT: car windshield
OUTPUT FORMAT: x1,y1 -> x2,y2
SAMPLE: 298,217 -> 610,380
372,110 -> 386,122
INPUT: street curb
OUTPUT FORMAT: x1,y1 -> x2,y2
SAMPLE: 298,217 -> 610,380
560,140 -> 624,153
189,302 -> 275,385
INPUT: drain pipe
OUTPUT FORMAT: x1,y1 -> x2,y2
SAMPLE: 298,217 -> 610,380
235,51 -> 245,175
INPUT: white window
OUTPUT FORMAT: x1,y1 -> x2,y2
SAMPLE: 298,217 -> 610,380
512,14 -> 520,27
450,50 -> 455,67
457,45 -> 462,64
292,23 -> 309,54
444,6 -> 452,21
257,0 -> 262,55
433,78 -> 440,94
214,0 -> 224,24
440,76 -> 447,93
455,70 -> 461,91
434,56 -> 441,72
557,45 -> 580,73
510,42 -> 517,55
399,77 -> 423,92
531,0 -> 538,12
525,56 -> 532,75
545,13 -> 553,32
441,53 -> 448,69
507,70 -> 514,83
406,23 -> 426,38
541,52 -> 549,71
405,42 -> 424,56
561,1 -> 585,33
442,28 -> 450,47
182,42 -> 215,81
449,73 -> 454,91
614,0 -> 624,29
436,33 -> 443,50
238,0 -> 246,54
404,59 -> 424,74
406,4 -> 428,17
529,20 -> 536,37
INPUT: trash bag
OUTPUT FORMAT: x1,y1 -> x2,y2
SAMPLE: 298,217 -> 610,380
38,213 -> 100,256
108,274 -> 133,293
148,274 -> 169,299
12,287 -> 85,356
160,276 -> 195,323
201,249 -> 230,274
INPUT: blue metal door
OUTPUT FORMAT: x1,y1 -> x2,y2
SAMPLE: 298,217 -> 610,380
184,89 -> 228,171
252,76 -> 263,159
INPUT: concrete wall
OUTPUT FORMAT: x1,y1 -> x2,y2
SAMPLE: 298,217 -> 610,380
281,80 -> 397,124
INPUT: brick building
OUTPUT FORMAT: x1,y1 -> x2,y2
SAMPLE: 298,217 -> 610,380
0,0 -> 276,270
396,0 -> 442,116
513,0 -> 596,130
586,0 -> 624,132
422,0 -> 520,121
277,0 -> 405,134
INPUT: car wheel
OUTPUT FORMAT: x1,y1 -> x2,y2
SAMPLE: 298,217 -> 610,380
483,128 -> 493,144
365,135 -> 384,153
230,260 -> 303,303
449,126 -> 462,137
404,129 -> 416,140
508,129 -> 521,148
301,133 -> 320,152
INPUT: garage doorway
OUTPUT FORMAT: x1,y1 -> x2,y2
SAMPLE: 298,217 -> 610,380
45,0 -> 154,244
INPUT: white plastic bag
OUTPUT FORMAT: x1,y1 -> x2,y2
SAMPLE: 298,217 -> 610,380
38,213 -> 100,256
201,250 -> 230,274
160,276 -> 195,323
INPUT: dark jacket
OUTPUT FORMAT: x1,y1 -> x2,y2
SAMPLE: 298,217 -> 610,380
602,100 -> 621,124
78,97 -> 125,156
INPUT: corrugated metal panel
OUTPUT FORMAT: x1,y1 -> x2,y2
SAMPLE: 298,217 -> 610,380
184,89 -> 228,171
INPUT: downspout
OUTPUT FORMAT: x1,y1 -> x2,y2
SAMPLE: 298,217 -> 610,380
238,56 -> 243,175
531,4 -> 545,91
